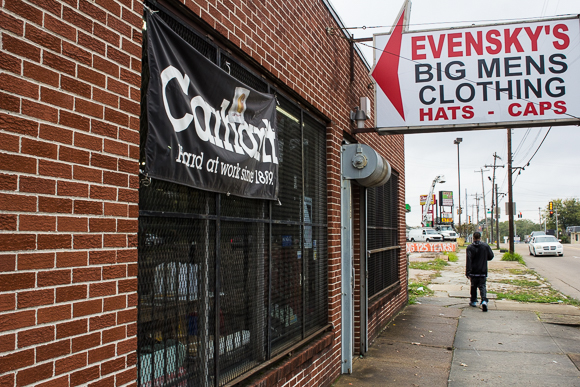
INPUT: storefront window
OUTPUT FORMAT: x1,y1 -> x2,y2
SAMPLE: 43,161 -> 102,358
138,4 -> 328,385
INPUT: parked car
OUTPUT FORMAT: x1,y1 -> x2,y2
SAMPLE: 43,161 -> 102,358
408,228 -> 444,242
435,225 -> 457,241
526,230 -> 546,243
528,235 -> 563,256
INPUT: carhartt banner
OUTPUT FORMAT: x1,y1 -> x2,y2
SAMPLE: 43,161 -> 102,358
145,12 -> 279,199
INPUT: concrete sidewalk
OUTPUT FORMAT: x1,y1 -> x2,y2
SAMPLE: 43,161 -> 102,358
333,297 -> 580,386
333,249 -> 580,386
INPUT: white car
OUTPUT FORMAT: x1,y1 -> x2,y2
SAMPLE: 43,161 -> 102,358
436,225 -> 457,241
408,228 -> 444,242
528,235 -> 564,257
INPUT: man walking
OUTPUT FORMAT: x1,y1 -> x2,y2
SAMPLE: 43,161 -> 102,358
466,232 -> 494,311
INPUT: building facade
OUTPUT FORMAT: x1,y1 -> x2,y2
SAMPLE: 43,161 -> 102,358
569,226 -> 580,244
0,0 -> 407,386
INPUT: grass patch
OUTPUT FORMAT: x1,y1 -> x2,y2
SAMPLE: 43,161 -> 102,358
445,252 -> 458,262
508,268 -> 535,276
409,258 -> 449,271
501,251 -> 525,264
408,281 -> 434,304
490,288 -> 580,306
497,279 -> 541,287
491,270 -> 580,306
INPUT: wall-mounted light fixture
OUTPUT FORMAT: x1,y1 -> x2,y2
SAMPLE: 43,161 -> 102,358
350,97 -> 371,129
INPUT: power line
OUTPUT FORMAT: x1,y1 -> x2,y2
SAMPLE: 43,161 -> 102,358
340,13 -> 578,31
515,128 -> 542,165
512,127 -> 552,186
524,127 -> 552,167
512,128 -> 530,160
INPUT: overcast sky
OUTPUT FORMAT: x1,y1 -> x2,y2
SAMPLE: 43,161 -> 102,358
329,0 -> 580,227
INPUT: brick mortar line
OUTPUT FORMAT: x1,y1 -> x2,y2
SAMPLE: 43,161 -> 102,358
0,118 -> 141,154
0,31 -> 141,86
0,87 -> 142,120
0,87 -> 141,123
0,117 -> 140,137
0,150 -> 139,171
2,0 -> 143,49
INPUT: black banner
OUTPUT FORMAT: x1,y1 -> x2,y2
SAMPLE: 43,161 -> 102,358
145,12 -> 279,200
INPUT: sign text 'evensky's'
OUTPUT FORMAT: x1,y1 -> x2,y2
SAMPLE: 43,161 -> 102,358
372,8 -> 580,132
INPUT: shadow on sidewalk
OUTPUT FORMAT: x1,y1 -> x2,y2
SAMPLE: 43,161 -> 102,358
333,297 -> 580,387
333,298 -> 464,387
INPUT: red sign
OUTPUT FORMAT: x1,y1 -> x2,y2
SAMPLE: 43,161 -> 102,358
406,242 -> 457,253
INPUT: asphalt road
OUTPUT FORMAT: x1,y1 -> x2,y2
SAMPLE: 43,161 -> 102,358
514,242 -> 580,302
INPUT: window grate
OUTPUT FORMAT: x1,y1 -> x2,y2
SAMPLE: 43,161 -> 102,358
220,53 -> 268,93
138,5 -> 328,385
367,173 -> 399,298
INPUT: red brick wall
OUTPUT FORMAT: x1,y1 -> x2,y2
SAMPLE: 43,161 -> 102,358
0,0 -> 142,384
168,0 -> 409,378
0,0 -> 406,385
358,134 -> 408,346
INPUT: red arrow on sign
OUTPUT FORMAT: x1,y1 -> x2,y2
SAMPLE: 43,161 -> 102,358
371,10 -> 406,121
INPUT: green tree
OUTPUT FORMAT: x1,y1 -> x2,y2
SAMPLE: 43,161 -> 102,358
476,217 -> 494,241
546,198 -> 580,234
456,223 -> 476,238
498,219 -> 541,241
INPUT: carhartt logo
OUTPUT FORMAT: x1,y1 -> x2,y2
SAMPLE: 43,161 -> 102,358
159,66 -> 277,164
236,94 -> 246,113
229,87 -> 250,123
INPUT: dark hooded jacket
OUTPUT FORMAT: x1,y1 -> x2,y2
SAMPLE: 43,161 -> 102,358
466,240 -> 494,277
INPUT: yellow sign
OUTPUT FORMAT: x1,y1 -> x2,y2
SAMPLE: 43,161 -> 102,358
420,194 -> 435,205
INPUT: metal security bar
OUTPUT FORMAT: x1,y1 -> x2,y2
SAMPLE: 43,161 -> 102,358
367,173 -> 400,299
138,3 -> 328,386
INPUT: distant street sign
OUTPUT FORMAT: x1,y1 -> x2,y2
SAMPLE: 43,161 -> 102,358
505,202 -> 516,216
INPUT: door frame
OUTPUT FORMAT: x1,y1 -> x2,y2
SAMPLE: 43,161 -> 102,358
340,157 -> 354,374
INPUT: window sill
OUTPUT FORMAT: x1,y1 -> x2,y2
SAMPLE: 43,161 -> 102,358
226,324 -> 334,386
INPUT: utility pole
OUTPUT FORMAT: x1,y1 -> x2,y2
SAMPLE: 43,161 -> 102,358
465,188 -> 468,234
507,129 -> 515,254
475,196 -> 480,226
556,208 -> 559,238
454,138 -> 463,236
485,153 -> 504,248
475,168 -> 489,242
496,184 -> 500,248
471,194 -> 480,227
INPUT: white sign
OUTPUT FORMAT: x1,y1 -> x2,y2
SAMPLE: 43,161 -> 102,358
505,202 -> 516,216
372,9 -> 580,133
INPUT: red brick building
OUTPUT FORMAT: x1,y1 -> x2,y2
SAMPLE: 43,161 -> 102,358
0,0 -> 407,385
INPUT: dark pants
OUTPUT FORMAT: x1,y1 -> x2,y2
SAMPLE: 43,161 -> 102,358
470,276 -> 487,303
